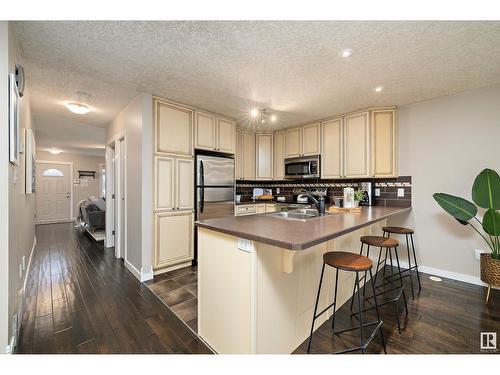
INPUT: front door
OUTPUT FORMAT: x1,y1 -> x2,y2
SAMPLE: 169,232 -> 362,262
35,162 -> 72,224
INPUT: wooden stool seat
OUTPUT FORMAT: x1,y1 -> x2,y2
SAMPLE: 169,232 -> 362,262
360,236 -> 399,248
323,251 -> 373,272
383,226 -> 414,235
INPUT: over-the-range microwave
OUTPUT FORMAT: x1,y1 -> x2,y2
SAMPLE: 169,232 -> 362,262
284,155 -> 320,179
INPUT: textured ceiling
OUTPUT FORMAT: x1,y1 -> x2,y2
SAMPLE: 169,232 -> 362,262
14,21 -> 500,140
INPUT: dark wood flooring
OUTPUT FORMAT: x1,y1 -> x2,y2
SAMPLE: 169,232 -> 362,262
16,223 -> 211,354
294,267 -> 500,354
144,266 -> 198,333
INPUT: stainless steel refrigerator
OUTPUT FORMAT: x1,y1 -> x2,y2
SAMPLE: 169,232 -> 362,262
196,153 -> 235,221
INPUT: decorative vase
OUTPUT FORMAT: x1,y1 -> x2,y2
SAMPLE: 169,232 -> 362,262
480,253 -> 500,304
353,200 -> 360,208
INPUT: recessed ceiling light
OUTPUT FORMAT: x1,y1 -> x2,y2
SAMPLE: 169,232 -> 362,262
65,102 -> 91,114
374,86 -> 384,93
270,115 -> 277,122
250,108 -> 259,118
339,48 -> 353,58
48,147 -> 62,155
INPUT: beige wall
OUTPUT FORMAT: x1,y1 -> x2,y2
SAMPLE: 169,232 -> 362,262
36,151 -> 105,219
106,93 -> 153,280
1,22 -> 37,352
389,85 -> 500,282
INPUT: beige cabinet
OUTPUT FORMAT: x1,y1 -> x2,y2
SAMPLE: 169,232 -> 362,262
273,131 -> 285,180
242,131 -> 256,180
195,112 -> 235,154
265,204 -> 277,213
255,204 -> 266,214
235,204 -> 256,216
256,133 -> 273,180
154,99 -> 193,156
235,129 -> 243,180
344,111 -> 370,178
321,118 -> 343,179
371,108 -> 397,177
154,211 -> 193,269
302,123 -> 321,156
285,127 -> 302,158
155,155 -> 193,211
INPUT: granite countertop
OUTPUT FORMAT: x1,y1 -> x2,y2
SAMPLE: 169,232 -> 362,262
235,199 -> 304,205
196,206 -> 411,250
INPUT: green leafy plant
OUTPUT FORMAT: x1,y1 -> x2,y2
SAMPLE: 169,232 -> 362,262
433,168 -> 500,260
354,189 -> 365,202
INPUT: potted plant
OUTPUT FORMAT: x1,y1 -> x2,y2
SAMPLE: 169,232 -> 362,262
433,168 -> 500,304
353,189 -> 365,207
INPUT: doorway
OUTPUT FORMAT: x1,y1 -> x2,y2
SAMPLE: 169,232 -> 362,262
35,161 -> 73,224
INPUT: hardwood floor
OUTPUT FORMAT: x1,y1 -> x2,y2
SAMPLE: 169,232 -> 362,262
16,223 -> 211,354
294,267 -> 500,354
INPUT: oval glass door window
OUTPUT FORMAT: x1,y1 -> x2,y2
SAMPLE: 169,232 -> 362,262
42,168 -> 64,177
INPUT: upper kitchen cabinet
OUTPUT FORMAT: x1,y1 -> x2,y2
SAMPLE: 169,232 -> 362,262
194,111 -> 235,154
344,111 -> 370,178
235,129 -> 243,180
285,127 -> 301,158
371,108 -> 397,177
321,117 -> 343,179
285,123 -> 321,158
242,131 -> 256,180
301,123 -> 321,156
154,98 -> 193,156
256,133 -> 273,180
273,131 -> 285,180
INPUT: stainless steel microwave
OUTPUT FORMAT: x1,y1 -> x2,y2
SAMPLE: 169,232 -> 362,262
284,155 -> 320,179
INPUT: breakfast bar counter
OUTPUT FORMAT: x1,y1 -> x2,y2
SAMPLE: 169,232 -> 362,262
195,206 -> 411,354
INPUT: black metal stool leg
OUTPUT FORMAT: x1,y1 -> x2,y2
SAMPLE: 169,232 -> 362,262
369,269 -> 387,354
394,246 -> 409,315
355,272 -> 365,354
307,262 -> 325,353
410,234 -> 422,291
350,243 -> 365,310
388,247 -> 402,333
331,268 -> 339,332
362,246 -> 371,300
373,246 -> 384,287
405,234 -> 415,299
383,232 -> 390,277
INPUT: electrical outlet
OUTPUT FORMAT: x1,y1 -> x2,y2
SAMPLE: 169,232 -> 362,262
397,188 -> 405,197
22,256 -> 26,271
375,188 -> 380,197
276,188 -> 280,194
237,238 -> 254,253
475,249 -> 485,260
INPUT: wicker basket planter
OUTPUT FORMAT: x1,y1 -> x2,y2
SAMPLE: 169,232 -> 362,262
480,253 -> 500,286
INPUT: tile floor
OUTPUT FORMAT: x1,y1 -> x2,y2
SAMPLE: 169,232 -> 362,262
145,266 -> 198,333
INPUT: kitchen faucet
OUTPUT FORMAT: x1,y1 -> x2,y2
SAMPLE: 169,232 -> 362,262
298,194 -> 326,216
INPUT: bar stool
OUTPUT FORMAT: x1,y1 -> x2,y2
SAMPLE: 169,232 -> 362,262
351,236 -> 408,334
307,251 -> 386,354
383,226 -> 422,299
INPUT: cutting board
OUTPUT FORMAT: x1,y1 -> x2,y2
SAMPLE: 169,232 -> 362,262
328,206 -> 362,214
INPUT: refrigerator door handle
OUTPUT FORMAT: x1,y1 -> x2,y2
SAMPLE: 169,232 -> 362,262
200,161 -> 204,213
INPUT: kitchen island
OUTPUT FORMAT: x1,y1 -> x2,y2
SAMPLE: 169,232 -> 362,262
196,206 -> 410,354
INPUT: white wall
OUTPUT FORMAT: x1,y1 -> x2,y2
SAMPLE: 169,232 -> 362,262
106,93 -> 153,281
36,151 -> 105,218
389,85 -> 500,282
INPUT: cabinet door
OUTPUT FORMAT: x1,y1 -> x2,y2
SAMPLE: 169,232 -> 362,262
217,118 -> 236,154
265,204 -> 277,213
235,129 -> 243,180
285,127 -> 302,158
175,157 -> 194,210
154,211 -> 193,269
155,100 -> 193,156
344,111 -> 370,178
302,123 -> 321,156
154,156 -> 175,210
256,133 -> 273,180
255,204 -> 266,214
273,131 -> 285,180
321,118 -> 343,178
372,108 -> 397,177
242,131 -> 256,180
195,112 -> 216,151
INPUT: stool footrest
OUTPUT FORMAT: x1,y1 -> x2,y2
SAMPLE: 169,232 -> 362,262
332,321 -> 384,354
313,302 -> 336,321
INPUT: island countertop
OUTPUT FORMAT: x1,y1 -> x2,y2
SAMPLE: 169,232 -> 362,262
195,206 -> 411,250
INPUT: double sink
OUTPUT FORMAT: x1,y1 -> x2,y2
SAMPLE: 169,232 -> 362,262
270,208 -> 330,221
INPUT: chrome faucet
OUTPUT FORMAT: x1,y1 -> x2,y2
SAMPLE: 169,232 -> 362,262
298,194 -> 326,216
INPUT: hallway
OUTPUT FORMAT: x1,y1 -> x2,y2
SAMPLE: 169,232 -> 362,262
16,223 -> 211,354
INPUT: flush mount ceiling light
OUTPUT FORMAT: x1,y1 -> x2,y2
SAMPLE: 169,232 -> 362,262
339,48 -> 353,58
48,147 -> 62,155
65,102 -> 90,114
374,86 -> 384,93
250,107 -> 277,124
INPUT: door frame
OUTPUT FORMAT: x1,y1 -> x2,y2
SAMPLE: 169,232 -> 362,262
35,160 -> 74,224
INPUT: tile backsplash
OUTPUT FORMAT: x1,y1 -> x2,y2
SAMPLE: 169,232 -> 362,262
236,176 -> 412,207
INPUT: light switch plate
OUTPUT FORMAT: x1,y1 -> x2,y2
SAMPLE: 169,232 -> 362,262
397,188 -> 405,197
375,188 -> 380,197
238,238 -> 254,253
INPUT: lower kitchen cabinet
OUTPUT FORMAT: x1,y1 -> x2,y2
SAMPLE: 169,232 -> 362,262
154,211 -> 193,270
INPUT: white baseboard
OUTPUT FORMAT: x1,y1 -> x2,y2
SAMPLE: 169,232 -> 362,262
124,260 -> 154,282
140,266 -> 154,282
153,260 -> 192,277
